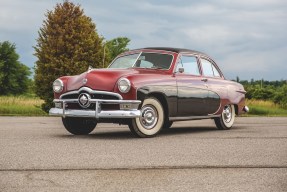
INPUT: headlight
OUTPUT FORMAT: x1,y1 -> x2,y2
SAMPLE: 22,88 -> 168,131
53,79 -> 64,93
118,78 -> 131,93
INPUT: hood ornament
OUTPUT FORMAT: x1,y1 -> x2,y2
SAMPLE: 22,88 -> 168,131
88,65 -> 93,72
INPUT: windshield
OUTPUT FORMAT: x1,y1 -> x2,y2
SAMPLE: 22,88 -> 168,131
108,52 -> 173,70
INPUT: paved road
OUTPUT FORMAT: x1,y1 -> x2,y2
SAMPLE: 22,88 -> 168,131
0,117 -> 286,191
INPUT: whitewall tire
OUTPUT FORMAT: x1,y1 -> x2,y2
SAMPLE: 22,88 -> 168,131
214,104 -> 235,130
129,97 -> 164,138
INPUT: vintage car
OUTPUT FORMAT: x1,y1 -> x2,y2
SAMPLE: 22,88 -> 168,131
49,47 -> 248,137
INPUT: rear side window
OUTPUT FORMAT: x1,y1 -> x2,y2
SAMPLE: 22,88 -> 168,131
201,58 -> 221,77
176,56 -> 200,75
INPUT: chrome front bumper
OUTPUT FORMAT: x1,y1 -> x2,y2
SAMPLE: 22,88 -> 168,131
49,98 -> 141,118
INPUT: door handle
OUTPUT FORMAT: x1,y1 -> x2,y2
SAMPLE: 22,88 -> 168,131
201,78 -> 208,82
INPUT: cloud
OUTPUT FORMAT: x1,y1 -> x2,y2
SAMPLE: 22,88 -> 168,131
0,0 -> 286,80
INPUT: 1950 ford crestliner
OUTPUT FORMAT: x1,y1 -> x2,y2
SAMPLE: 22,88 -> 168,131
49,47 -> 248,137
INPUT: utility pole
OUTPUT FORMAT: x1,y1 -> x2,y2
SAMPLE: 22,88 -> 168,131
103,42 -> 106,68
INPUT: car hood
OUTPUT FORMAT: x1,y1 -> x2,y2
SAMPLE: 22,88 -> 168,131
65,69 -> 138,92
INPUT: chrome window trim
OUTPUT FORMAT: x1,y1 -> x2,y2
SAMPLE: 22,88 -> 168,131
173,53 -> 202,76
132,51 -> 143,67
60,87 -> 123,100
199,56 -> 224,79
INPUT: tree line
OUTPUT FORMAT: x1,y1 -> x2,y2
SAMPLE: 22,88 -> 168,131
236,78 -> 287,109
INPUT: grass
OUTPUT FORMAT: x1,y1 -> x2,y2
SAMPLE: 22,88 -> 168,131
0,96 -> 287,117
0,96 -> 47,116
245,99 -> 287,116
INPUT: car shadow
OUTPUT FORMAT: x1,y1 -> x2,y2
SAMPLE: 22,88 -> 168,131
56,126 -> 225,140
161,126 -> 217,136
57,130 -> 135,140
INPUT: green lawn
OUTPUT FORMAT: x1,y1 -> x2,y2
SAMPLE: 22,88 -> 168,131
0,96 -> 287,117
245,99 -> 287,116
0,96 -> 47,116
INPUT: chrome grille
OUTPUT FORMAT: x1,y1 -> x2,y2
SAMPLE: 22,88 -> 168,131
59,87 -> 122,110
61,93 -> 119,100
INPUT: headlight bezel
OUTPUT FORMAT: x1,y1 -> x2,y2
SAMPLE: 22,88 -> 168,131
53,79 -> 64,93
117,78 -> 131,93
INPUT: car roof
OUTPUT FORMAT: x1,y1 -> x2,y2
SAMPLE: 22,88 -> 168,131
142,47 -> 207,55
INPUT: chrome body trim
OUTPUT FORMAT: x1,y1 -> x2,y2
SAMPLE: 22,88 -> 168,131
236,90 -> 247,94
49,98 -> 141,118
210,101 -> 222,116
60,87 -> 123,100
169,115 -> 220,121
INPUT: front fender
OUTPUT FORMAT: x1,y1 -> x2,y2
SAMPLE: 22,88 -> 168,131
137,85 -> 177,117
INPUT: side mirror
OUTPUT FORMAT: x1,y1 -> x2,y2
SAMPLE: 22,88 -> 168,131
178,67 -> 184,73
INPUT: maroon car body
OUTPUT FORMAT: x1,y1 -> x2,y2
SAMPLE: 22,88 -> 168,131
50,47 -> 248,137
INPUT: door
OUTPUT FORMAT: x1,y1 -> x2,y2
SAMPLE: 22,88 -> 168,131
200,58 -> 222,114
175,55 -> 209,116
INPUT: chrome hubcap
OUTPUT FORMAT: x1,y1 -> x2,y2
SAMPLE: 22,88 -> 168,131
140,105 -> 158,130
223,105 -> 232,123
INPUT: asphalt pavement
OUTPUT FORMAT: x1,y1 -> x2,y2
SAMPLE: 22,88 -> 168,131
0,117 -> 286,191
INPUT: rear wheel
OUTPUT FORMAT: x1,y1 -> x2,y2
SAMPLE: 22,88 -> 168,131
214,104 -> 235,130
129,97 -> 164,138
62,117 -> 97,135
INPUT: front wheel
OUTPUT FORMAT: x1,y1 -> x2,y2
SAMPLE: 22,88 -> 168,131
62,117 -> 97,135
129,97 -> 164,138
214,104 -> 235,130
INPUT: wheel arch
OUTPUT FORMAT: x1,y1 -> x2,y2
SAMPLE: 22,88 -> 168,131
234,104 -> 239,115
137,89 -> 170,121
148,92 -> 169,118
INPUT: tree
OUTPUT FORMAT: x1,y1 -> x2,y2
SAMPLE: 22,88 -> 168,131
0,41 -> 31,95
34,1 -> 104,112
236,76 -> 240,83
105,37 -> 130,63
273,84 -> 287,109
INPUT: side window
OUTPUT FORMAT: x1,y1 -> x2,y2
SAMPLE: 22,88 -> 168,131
201,58 -> 221,77
177,56 -> 200,75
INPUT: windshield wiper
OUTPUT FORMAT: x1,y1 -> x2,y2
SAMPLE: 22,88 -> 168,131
151,66 -> 163,69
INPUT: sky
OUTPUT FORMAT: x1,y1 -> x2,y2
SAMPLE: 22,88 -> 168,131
0,0 -> 286,80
